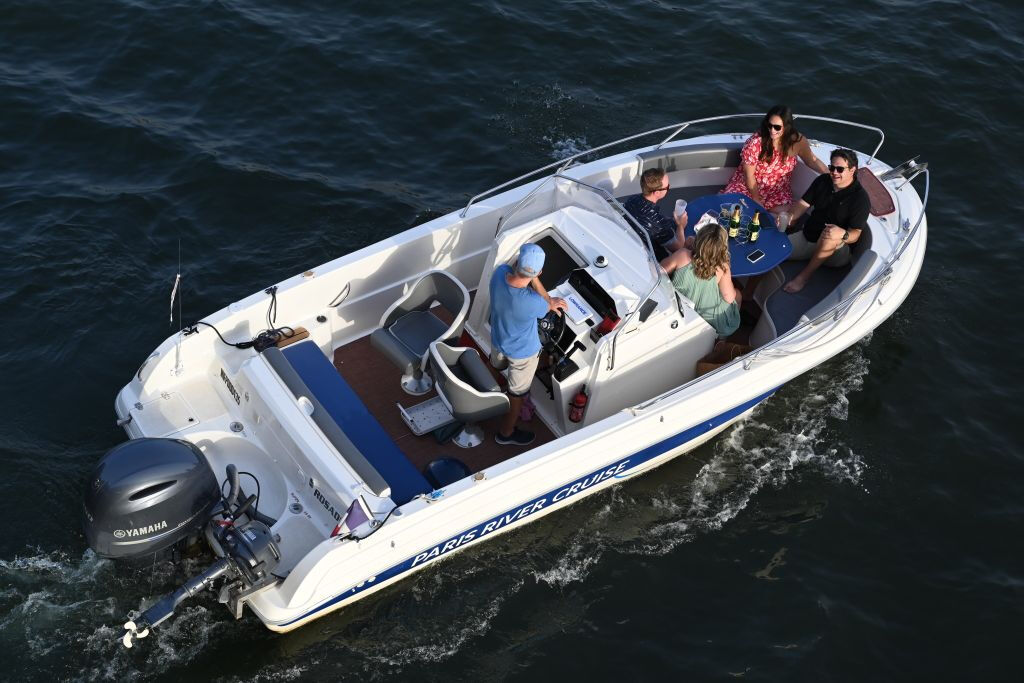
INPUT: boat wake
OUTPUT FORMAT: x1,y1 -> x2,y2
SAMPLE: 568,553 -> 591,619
0,548 -> 244,681
634,336 -> 873,557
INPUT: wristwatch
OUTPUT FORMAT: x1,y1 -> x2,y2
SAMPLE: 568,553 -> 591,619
841,229 -> 849,242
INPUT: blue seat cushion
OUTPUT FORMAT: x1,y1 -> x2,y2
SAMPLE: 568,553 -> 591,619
767,261 -> 850,334
281,341 -> 432,504
389,310 -> 449,359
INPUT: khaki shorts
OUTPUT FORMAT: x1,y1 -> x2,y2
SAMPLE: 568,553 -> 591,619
489,349 -> 539,397
788,231 -> 852,267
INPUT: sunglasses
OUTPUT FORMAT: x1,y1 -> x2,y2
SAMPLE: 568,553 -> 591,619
767,123 -> 783,132
828,164 -> 851,173
656,184 -> 670,192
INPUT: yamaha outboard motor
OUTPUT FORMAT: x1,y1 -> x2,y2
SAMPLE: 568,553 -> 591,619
85,438 -> 282,647
84,438 -> 221,560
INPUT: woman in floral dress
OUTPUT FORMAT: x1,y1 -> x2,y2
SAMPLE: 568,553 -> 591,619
722,105 -> 829,215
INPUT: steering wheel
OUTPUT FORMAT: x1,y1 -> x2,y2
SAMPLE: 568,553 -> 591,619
537,310 -> 567,353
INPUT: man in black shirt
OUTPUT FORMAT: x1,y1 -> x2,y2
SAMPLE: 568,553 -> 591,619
622,168 -> 688,261
782,148 -> 871,293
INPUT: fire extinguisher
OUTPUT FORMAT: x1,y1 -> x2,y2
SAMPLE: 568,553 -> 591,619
568,384 -> 588,423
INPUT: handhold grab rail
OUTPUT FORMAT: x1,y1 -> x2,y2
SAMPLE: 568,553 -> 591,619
460,113 -> 887,218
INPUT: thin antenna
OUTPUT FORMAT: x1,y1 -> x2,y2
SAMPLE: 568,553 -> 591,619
172,238 -> 183,375
169,240 -> 181,326
177,239 -> 182,329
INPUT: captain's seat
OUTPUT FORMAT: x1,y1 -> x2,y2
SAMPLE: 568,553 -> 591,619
429,341 -> 510,448
371,270 -> 469,395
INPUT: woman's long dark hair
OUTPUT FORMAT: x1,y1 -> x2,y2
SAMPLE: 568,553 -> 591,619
758,105 -> 801,163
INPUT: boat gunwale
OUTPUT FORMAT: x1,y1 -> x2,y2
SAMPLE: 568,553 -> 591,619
462,112 -> 887,217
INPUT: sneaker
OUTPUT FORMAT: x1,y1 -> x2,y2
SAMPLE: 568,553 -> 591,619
494,428 -> 535,446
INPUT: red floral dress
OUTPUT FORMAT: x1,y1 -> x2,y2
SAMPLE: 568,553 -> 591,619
722,133 -> 798,210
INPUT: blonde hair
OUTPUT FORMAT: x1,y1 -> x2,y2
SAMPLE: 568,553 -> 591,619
691,225 -> 730,280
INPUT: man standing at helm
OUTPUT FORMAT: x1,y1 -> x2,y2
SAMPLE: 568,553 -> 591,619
489,243 -> 567,446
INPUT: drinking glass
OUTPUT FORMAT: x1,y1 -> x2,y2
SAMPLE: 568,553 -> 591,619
777,211 -> 791,232
674,199 -> 687,219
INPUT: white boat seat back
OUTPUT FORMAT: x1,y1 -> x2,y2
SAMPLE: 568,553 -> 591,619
429,342 -> 509,425
370,270 -> 470,392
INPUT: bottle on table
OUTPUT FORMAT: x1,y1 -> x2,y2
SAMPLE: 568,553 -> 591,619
749,211 -> 761,242
728,206 -> 741,238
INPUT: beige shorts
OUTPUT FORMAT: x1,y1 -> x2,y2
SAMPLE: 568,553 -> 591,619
787,231 -> 852,267
489,349 -> 539,396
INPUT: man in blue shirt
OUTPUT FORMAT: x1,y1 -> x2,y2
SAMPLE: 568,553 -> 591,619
622,168 -> 689,261
489,243 -> 567,446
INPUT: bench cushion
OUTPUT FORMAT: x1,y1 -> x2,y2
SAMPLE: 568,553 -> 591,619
856,168 -> 895,216
281,341 -> 431,505
767,261 -> 850,335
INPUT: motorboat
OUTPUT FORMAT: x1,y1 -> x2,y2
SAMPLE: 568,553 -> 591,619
81,114 -> 928,647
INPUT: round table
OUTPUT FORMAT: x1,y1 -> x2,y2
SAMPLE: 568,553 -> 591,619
683,192 -> 791,277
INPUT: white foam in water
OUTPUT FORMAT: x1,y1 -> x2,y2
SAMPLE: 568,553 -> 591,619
0,546 -> 235,682
533,540 -> 602,588
545,135 -> 589,159
241,664 -> 310,682
638,338 -> 873,556
365,577 -> 524,669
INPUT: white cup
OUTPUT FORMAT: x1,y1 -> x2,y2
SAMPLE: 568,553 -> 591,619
674,199 -> 687,219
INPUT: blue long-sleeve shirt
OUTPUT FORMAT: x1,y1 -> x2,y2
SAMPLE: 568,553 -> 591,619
622,194 -> 676,247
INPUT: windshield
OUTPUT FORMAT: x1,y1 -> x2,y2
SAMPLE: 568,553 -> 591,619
496,175 -> 656,263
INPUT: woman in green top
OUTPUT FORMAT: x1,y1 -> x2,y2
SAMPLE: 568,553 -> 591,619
660,225 -> 741,337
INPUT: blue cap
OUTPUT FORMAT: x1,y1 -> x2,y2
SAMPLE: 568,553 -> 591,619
516,243 -> 545,278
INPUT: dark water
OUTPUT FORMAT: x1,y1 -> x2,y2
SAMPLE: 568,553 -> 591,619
2,1 -> 1022,680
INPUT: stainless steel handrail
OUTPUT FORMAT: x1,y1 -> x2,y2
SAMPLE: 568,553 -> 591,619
655,114 -> 885,165
459,123 -> 685,218
460,113 -> 887,217
495,173 -> 656,258
795,115 -> 885,165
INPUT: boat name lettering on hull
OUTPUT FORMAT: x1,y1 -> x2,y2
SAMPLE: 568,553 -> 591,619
310,479 -> 342,522
220,368 -> 241,405
411,460 -> 629,568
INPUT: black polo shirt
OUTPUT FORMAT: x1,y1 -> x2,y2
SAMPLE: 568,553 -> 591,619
801,173 -> 871,242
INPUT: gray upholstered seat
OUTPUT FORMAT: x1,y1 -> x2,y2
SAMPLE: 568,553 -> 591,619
370,271 -> 469,395
429,342 -> 510,448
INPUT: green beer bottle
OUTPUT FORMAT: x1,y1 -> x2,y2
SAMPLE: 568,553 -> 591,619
749,211 -> 761,242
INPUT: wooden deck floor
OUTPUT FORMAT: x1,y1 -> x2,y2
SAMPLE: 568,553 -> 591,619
332,334 -> 556,476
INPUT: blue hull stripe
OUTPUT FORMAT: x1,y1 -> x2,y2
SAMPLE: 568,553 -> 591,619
278,388 -> 776,627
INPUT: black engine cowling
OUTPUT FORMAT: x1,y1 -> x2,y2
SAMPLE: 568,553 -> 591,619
83,438 -> 221,559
